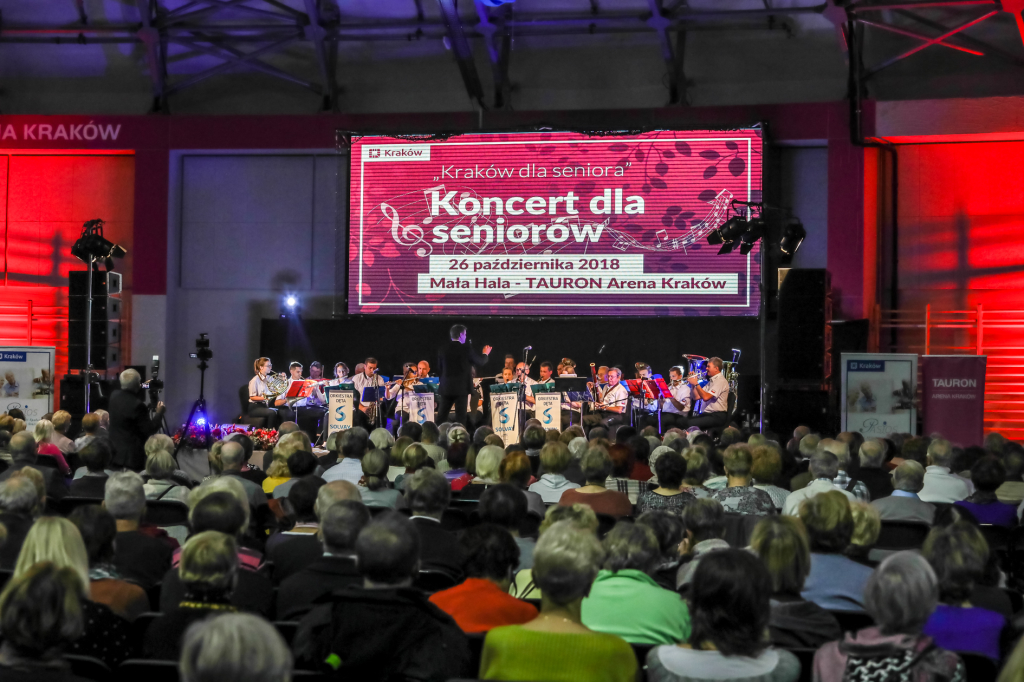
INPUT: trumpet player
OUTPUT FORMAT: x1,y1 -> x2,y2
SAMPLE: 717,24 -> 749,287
247,357 -> 293,428
645,365 -> 691,431
583,367 -> 628,429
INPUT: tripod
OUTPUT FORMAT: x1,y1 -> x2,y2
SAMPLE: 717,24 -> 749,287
173,356 -> 211,459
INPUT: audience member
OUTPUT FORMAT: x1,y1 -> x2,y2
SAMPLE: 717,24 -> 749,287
480,520 -> 637,682
648,549 -> 799,682
68,441 -> 112,498
782,452 -> 855,516
680,448 -> 712,498
359,448 -> 407,509
799,491 -> 873,612
263,432 -> 313,496
406,468 -> 466,577
180,612 -> 292,682
14,516 -> 137,666
219,440 -> 267,509
751,445 -> 790,511
559,447 -> 632,517
750,515 -> 841,649
146,531 -> 240,659
826,439 -> 871,502
32,419 -> 71,474
636,511 -> 686,590
268,479 -> 360,582
322,427 -> 369,485
529,442 -> 580,504
582,521 -> 690,645
605,444 -> 642,505
522,425 -> 547,462
460,443 -> 504,500
430,524 -> 538,633
845,500 -> 881,565
813,552 -> 964,681
276,500 -> 369,620
106,471 -> 173,589
997,443 -> 1024,505
921,521 -> 1005,661
955,455 -> 1018,526
68,505 -> 149,621
143,447 -> 192,504
479,483 -> 536,570
109,368 -> 166,471
871,461 -> 935,524
675,498 -> 729,591
857,439 -> 894,500
0,431 -> 68,502
710,446 -> 776,515
48,410 -> 77,456
637,450 -> 695,515
420,421 -> 446,462
919,437 -> 973,503
498,450 -> 546,516
509,503 -> 599,600
295,512 -> 470,681
0,476 -> 39,569
74,412 -> 102,451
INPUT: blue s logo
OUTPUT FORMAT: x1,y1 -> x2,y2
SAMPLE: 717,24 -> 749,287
543,406 -> 553,424
335,405 -> 346,423
417,403 -> 427,422
499,405 -> 510,424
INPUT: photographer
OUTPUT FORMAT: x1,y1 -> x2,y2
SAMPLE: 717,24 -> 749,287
109,368 -> 166,471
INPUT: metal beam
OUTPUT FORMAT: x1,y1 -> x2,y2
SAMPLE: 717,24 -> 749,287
474,0 -> 513,109
865,9 -> 997,76
646,0 -> 680,104
850,0 -> 996,10
859,17 -> 983,55
165,33 -> 301,94
302,0 -> 338,111
436,0 -> 486,108
895,8 -> 1024,66
136,0 -> 168,112
170,34 -> 322,92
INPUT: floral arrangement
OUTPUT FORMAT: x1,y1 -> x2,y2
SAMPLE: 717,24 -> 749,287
172,423 -> 279,450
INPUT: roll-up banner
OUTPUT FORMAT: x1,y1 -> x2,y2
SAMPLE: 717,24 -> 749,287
0,346 -> 55,427
408,393 -> 435,425
326,388 -> 355,436
841,353 -> 918,438
535,393 -> 561,429
490,392 -> 520,447
922,355 -> 987,447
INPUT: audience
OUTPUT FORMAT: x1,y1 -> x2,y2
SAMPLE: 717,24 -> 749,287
710,446 -> 776,515
750,515 -> 841,649
675,498 -> 729,591
955,455 -> 1018,526
799,491 -> 874,612
636,511 -> 686,590
751,445 -> 791,511
828,439 -> 871,502
648,549 -> 800,682
68,441 -> 112,498
782,452 -> 855,516
106,471 -> 174,589
218,440 -> 267,509
430,524 -> 538,633
921,520 -> 1005,661
0,476 -> 41,569
637,450 -> 695,515
180,613 -> 293,682
480,520 -> 637,682
479,483 -> 536,570
268,479 -> 360,581
68,505 -> 149,621
460,443 -> 504,499
871,460 -> 935,524
605,444 -> 643,505
857,439 -> 895,500
919,437 -> 973,503
321,427 -> 369,485
813,552 -> 964,681
510,503 -> 599,600
529,442 -> 580,503
359,448 -> 407,509
32,419 -> 71,474
74,411 -> 102,452
499,450 -> 547,516
406,468 -> 466,578
581,521 -> 691,645
846,500 -> 882,565
143,447 -> 191,504
559,447 -> 632,517
0,431 -> 68,502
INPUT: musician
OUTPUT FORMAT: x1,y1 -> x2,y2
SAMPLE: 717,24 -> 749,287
539,360 -> 573,430
494,354 -> 516,381
417,361 -> 431,379
583,367 -> 628,430
646,365 -> 691,431
684,357 -> 730,430
352,358 -> 400,429
285,361 -> 327,442
559,358 -> 578,377
393,362 -> 423,426
247,357 -> 292,428
439,324 -> 492,426
331,362 -> 350,384
634,363 -> 659,418
597,366 -> 609,383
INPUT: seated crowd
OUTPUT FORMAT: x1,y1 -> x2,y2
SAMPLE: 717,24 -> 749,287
4,403 -> 1024,681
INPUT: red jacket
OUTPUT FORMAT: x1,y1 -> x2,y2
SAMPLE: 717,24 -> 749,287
430,578 -> 537,633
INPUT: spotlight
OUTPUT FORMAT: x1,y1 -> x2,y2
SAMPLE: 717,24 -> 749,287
739,219 -> 765,256
71,219 -> 128,266
195,416 -> 206,427
280,293 -> 302,319
709,215 -> 749,253
780,220 -> 806,259
718,241 -> 737,255
285,295 -> 298,308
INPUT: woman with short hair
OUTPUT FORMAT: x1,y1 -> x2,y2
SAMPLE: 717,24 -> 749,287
394,442 -> 432,492
798,491 -> 874,612
144,446 -> 191,504
180,613 -> 293,682
813,552 -> 964,682
359,449 -> 406,510
558,448 -> 632,518
749,515 -> 841,649
529,442 -> 581,504
751,445 -> 790,511
680,448 -> 712,498
637,451 -> 696,515
480,521 -> 638,682
955,455 -> 1018,527
921,520 -> 1005,661
636,511 -> 687,591
647,548 -> 800,682
497,450 -> 546,517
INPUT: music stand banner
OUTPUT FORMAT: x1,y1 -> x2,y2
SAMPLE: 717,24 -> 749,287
408,393 -> 435,425
0,346 -> 54,427
348,129 -> 763,317
841,353 -> 917,438
326,388 -> 355,437
534,393 -> 561,429
490,392 -> 520,447
922,355 -> 987,447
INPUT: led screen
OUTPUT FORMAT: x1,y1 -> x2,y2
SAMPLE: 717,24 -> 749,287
348,129 -> 762,316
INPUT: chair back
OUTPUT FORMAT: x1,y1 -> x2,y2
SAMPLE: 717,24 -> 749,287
415,569 -> 459,593
595,512 -> 618,538
63,654 -> 111,682
876,521 -> 931,550
722,512 -> 761,547
784,648 -> 816,682
145,499 -> 190,526
134,612 -> 163,637
36,454 -> 61,470
828,610 -> 874,634
238,385 -> 250,416
273,621 -> 300,646
440,507 -> 470,532
979,524 -> 1011,552
57,497 -> 103,517
466,632 -> 485,677
116,658 -> 180,682
961,652 -> 999,680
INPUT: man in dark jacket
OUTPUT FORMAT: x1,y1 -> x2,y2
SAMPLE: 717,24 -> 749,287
109,368 -> 165,471
0,474 -> 40,569
294,512 -> 469,681
406,469 -> 466,578
437,324 -> 491,426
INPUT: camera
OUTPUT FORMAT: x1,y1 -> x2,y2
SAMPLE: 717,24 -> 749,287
189,333 -> 213,362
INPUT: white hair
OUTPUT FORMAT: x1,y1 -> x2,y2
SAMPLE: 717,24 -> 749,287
105,471 -> 146,520
120,368 -> 143,391
146,434 -> 175,457
474,445 -> 505,482
190,476 -> 251,530
180,613 -> 292,682
32,419 -> 54,444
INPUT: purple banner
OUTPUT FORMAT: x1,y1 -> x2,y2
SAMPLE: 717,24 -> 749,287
922,355 -> 987,447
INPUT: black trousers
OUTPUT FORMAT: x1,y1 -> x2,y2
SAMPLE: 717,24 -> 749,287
248,402 -> 293,428
643,412 -> 688,433
437,393 -> 469,426
295,406 -> 326,442
583,411 -> 625,431
683,411 -> 730,430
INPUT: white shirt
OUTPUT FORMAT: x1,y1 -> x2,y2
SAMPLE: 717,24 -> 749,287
600,383 -> 629,410
248,374 -> 271,400
322,457 -> 364,485
918,465 -> 974,504
352,372 -> 400,407
782,478 -> 857,516
695,372 -> 729,414
662,382 -> 691,415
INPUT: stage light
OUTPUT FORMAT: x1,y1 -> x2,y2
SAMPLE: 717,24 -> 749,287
195,416 -> 206,427
780,220 -> 806,257
71,219 -> 127,266
280,293 -> 302,319
739,219 -> 765,256
285,295 -> 298,308
709,216 -> 748,252
718,241 -> 737,255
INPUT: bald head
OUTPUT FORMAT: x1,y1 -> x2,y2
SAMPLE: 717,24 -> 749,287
793,426 -> 811,440
859,440 -> 885,469
893,460 -> 925,493
8,432 -> 36,463
823,439 -> 851,468
278,422 -> 300,435
314,480 -> 361,519
220,441 -> 245,470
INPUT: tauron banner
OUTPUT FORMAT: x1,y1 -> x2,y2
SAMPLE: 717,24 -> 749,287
348,129 -> 763,316
922,355 -> 987,447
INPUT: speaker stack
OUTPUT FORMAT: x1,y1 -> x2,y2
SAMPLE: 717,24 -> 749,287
68,270 -> 123,372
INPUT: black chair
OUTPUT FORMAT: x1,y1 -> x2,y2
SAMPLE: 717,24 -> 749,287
237,385 -> 267,428
368,505 -> 394,517
630,642 -> 655,668
440,507 -> 470,533
466,632 -> 485,677
1005,587 -> 1024,615
36,454 -> 62,470
145,583 -> 162,612
876,521 -> 931,550
980,524 -> 1011,553
134,612 -> 163,638
273,621 -> 300,646
784,648 -> 816,682
116,659 -> 180,682
828,610 -> 874,634
595,513 -> 619,538
722,513 -> 761,548
415,569 -> 459,593
520,597 -> 541,611
64,654 -> 111,682
57,497 -> 103,517
961,652 -> 999,680
145,500 -> 190,526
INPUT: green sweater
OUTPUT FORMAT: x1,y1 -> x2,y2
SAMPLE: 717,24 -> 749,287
480,625 -> 637,682
581,569 -> 692,645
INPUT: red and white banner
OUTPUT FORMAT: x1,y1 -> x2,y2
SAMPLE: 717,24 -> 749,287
922,355 -> 987,447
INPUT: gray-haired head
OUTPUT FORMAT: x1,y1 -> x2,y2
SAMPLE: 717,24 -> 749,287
568,437 -> 588,460
190,476 -> 250,530
145,449 -> 177,480
927,438 -> 954,468
180,613 -> 292,682
602,521 -> 660,574
220,441 -> 245,470
145,434 -> 175,458
474,445 -> 504,482
8,432 -> 37,464
320,500 -> 371,555
809,451 -> 839,480
314,480 -> 361,519
405,468 -> 450,518
859,439 -> 885,469
823,440 -> 851,468
580,447 -> 613,484
104,471 -> 146,521
893,460 -> 926,493
0,477 -> 39,515
532,520 -> 605,607
864,551 -> 938,635
119,368 -> 142,391
798,433 -> 821,458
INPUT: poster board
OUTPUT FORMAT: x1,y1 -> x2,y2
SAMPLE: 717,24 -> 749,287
921,355 -> 986,447
1,347 -> 55,427
408,393 -> 435,425
841,353 -> 917,438
534,393 -> 561,429
490,392 -> 520,447
325,387 -> 356,437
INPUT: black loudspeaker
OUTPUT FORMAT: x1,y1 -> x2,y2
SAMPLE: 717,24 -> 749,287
776,269 -> 831,388
68,320 -> 120,346
60,374 -> 116,415
769,388 -> 832,437
68,344 -> 121,371
69,270 -> 121,297
68,296 -> 121,323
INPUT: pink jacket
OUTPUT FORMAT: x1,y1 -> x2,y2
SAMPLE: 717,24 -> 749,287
813,627 -> 963,682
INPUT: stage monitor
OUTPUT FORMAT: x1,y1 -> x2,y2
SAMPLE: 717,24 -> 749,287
347,128 -> 763,317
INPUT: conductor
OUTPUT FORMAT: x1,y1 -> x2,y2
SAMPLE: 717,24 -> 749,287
437,324 -> 492,426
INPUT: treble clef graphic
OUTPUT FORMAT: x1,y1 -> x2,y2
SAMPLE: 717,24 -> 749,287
380,202 -> 432,258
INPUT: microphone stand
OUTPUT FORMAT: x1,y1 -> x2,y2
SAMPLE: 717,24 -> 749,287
517,346 -> 533,442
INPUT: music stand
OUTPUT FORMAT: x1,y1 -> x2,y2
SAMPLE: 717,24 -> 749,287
554,377 -> 590,426
645,375 -> 672,432
361,384 -> 389,430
